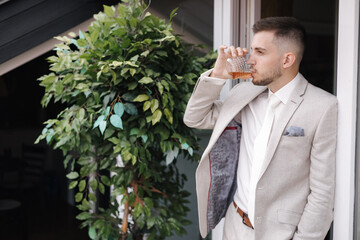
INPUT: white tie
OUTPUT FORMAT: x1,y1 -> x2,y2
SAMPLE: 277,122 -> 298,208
248,93 -> 281,225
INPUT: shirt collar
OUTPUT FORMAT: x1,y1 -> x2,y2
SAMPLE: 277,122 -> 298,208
268,73 -> 301,104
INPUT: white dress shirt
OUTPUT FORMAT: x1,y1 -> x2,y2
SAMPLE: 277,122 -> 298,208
233,73 -> 301,224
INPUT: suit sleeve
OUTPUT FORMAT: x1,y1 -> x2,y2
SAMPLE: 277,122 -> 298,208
293,98 -> 338,240
183,69 -> 228,129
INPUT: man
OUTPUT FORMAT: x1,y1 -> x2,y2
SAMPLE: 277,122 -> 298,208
184,17 -> 337,240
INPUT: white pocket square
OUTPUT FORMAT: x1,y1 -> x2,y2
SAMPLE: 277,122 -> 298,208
284,126 -> 304,137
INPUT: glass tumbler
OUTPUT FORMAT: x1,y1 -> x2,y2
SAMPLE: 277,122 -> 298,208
225,56 -> 252,81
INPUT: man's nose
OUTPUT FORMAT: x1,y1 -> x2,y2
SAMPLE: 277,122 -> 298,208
246,54 -> 254,65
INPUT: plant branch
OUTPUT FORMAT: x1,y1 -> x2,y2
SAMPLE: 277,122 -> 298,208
121,189 -> 129,239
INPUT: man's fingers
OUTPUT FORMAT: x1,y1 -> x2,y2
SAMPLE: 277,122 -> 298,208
219,45 -> 228,55
223,46 -> 248,57
236,47 -> 248,56
228,46 -> 237,57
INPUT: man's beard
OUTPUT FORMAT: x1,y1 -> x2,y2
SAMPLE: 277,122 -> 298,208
252,66 -> 282,86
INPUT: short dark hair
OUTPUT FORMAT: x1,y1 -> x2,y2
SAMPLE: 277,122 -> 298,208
252,17 -> 306,58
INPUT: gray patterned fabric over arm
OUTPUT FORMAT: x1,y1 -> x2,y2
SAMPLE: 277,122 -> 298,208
207,120 -> 241,230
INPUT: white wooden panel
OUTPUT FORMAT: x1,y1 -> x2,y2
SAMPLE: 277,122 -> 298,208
333,0 -> 359,239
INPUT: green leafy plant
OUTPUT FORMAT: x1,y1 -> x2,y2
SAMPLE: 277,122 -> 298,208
35,0 -> 216,239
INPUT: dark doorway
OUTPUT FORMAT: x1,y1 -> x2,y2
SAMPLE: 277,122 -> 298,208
261,0 -> 337,95
0,52 -> 88,240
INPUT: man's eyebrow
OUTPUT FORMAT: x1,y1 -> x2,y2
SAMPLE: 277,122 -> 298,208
252,47 -> 266,52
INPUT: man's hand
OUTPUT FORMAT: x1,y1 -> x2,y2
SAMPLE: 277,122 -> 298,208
210,45 -> 248,79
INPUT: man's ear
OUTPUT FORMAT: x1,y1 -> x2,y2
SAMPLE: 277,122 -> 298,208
282,52 -> 296,69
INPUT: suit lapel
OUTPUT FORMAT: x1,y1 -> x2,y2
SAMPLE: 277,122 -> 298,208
259,76 -> 308,179
205,83 -> 267,156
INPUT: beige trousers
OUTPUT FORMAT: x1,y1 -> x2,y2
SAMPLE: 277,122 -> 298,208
223,203 -> 255,240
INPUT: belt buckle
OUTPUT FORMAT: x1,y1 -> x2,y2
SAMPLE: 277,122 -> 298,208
242,211 -> 249,226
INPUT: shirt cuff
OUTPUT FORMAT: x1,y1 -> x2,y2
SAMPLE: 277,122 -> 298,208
201,69 -> 228,85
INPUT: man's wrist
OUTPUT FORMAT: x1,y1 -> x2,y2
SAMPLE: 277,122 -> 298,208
209,69 -> 227,79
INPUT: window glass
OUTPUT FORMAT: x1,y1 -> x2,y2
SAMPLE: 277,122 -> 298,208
149,0 -> 214,48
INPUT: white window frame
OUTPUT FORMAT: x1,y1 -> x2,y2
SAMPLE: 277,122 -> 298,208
334,0 -> 359,239
212,0 -> 359,239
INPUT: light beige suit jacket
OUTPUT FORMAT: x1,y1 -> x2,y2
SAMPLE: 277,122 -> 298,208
184,70 -> 337,240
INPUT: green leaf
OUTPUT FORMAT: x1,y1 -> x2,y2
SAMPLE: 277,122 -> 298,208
122,93 -> 135,102
147,216 -> 156,229
143,101 -> 151,111
117,3 -> 126,16
110,115 -> 123,129
169,7 -> 179,22
101,175 -> 111,186
104,127 -> 115,139
129,68 -> 136,76
77,39 -> 88,47
164,108 -> 173,124
75,192 -> 83,202
103,5 -> 115,17
66,171 -> 79,180
40,75 -> 56,87
77,108 -> 85,120
90,29 -> 99,43
82,198 -> 91,210
99,120 -> 107,135
188,147 -> 194,156
181,142 -> 190,150
154,125 -> 170,141
151,109 -> 162,125
69,181 -> 78,189
141,135 -> 148,143
165,147 -> 179,165
130,128 -> 139,136
76,212 -> 91,220
63,155 -> 72,169
132,155 -> 137,165
114,102 -> 125,117
90,179 -> 98,191
76,83 -> 89,91
156,82 -> 164,94
130,55 -> 139,62
79,30 -> 85,39
99,183 -> 105,194
89,193 -> 97,202
141,50 -> 150,57
121,67 -> 129,75
93,115 -> 105,129
139,77 -> 153,84
133,94 -> 149,102
111,70 -> 117,84
127,81 -> 138,90
133,203 -> 142,219
54,134 -> 71,149
161,80 -> 170,91
88,226 -> 97,240
104,106 -> 111,116
79,180 -> 86,192
124,103 -> 138,116
156,50 -> 168,57
150,99 -> 159,113
45,129 -> 54,143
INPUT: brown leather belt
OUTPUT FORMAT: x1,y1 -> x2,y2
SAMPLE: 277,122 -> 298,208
233,201 -> 254,229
